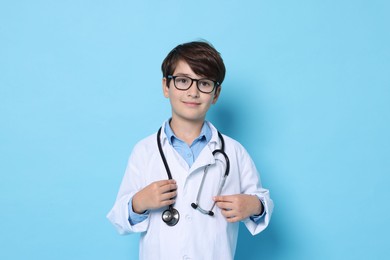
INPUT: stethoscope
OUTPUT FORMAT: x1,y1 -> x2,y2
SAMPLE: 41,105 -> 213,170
157,127 -> 230,226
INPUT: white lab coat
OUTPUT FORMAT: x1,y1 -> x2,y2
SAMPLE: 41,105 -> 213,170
107,121 -> 273,260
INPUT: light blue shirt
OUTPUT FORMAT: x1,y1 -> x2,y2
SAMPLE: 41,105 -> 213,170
128,120 -> 265,224
164,120 -> 212,168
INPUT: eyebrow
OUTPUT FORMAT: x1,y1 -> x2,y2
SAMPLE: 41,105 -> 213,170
174,73 -> 192,77
174,73 -> 208,80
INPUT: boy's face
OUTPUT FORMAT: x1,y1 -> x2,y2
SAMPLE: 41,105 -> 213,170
162,60 -> 221,124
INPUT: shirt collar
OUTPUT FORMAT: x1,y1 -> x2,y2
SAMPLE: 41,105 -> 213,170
164,119 -> 212,145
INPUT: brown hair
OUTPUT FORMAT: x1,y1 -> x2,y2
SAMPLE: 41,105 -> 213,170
161,41 -> 226,86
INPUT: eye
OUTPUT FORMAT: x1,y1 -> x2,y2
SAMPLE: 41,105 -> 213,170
199,80 -> 212,87
176,77 -> 189,84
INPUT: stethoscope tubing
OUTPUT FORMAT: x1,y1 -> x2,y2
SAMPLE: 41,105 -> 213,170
157,126 -> 230,225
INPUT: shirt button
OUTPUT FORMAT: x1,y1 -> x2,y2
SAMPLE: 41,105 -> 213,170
187,153 -> 192,157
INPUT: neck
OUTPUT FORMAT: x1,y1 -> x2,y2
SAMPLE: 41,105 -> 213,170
169,118 -> 204,145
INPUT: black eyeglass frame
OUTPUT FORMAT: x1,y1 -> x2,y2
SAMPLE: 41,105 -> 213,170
167,75 -> 220,94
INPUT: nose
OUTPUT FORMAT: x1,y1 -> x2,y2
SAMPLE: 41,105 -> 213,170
187,79 -> 200,97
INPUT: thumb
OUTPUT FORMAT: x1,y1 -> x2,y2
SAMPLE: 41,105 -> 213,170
213,195 -> 225,202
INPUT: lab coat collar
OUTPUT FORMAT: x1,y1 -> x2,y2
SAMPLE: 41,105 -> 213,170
159,121 -> 170,147
206,121 -> 222,148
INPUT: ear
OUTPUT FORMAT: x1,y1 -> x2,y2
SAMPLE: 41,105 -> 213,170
212,85 -> 222,104
162,77 -> 169,98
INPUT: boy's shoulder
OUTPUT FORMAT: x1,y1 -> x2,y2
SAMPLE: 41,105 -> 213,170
133,131 -> 157,151
219,133 -> 246,151
208,122 -> 248,154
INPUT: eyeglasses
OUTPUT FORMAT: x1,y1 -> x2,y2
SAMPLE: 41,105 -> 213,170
167,75 -> 220,94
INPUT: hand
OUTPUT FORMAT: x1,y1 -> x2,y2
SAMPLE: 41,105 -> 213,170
132,179 -> 177,214
213,194 -> 262,223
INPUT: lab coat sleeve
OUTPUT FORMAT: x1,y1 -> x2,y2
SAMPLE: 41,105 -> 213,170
106,142 -> 150,235
238,144 -> 274,235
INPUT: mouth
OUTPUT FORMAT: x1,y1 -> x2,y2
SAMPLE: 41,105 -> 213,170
183,101 -> 201,106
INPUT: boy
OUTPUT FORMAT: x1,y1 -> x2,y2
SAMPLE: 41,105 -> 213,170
107,41 -> 273,260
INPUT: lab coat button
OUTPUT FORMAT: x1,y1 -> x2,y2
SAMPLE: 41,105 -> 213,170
185,215 -> 192,221
183,255 -> 191,260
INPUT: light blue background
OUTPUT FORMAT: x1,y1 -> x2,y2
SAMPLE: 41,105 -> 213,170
1,0 -> 389,259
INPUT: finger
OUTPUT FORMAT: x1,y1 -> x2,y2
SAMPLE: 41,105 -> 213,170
213,195 -> 232,202
160,197 -> 176,206
215,201 -> 233,210
156,179 -> 176,187
160,183 -> 177,193
213,195 -> 224,202
220,208 -> 238,220
225,215 -> 241,223
160,190 -> 177,201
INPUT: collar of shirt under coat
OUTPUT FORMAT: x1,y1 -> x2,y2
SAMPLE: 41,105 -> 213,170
165,120 -> 211,167
164,119 -> 212,146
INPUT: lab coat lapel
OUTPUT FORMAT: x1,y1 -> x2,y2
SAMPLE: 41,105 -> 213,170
189,145 -> 215,174
189,123 -> 221,174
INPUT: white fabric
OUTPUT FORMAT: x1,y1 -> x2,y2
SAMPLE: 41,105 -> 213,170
107,121 -> 274,260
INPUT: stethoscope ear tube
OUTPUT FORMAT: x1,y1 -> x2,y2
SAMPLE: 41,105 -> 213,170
157,128 -> 173,180
212,149 -> 230,178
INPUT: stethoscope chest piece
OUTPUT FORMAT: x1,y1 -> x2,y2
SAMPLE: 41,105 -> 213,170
162,206 -> 180,226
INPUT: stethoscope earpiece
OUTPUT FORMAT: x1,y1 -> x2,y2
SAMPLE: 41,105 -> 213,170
191,202 -> 215,216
